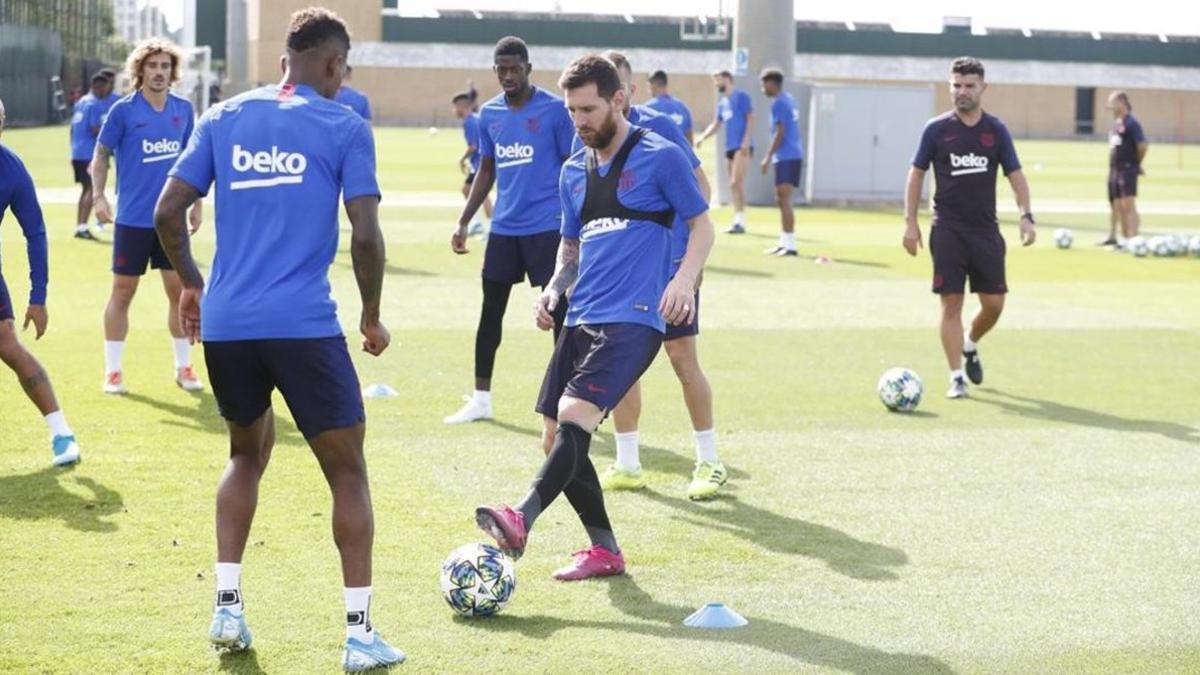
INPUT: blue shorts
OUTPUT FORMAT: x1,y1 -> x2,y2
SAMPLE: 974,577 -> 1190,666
204,337 -> 364,439
774,159 -> 802,187
113,224 -> 173,276
482,230 -> 559,287
535,323 -> 663,419
664,290 -> 700,341
0,272 -> 12,321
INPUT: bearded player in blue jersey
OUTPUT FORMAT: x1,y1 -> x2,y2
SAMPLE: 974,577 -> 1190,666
92,38 -> 204,395
475,54 -> 714,581
154,8 -> 401,671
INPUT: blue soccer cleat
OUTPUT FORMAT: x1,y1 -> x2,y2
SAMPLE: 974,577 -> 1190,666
343,634 -> 405,672
208,608 -> 252,651
51,435 -> 81,467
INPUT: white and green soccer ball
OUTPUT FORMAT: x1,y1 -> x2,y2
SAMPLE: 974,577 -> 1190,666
1128,235 -> 1149,257
1188,235 -> 1200,257
1053,228 -> 1073,249
877,367 -> 923,412
441,543 -> 516,618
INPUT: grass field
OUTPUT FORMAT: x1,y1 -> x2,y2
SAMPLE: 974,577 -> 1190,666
1,124 -> 1198,674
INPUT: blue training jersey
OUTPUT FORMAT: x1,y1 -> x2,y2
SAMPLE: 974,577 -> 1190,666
629,106 -> 703,275
169,83 -> 380,341
560,126 -> 708,333
478,88 -> 575,236
716,89 -> 753,152
644,94 -> 693,135
335,85 -> 372,121
463,112 -> 482,173
98,90 -> 195,229
769,92 -> 804,162
89,93 -> 120,134
0,145 -> 49,304
69,94 -> 96,161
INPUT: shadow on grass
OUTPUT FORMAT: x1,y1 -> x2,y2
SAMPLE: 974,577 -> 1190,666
218,648 -> 264,674
460,576 -> 953,674
974,389 -> 1198,445
704,265 -> 775,279
123,393 -> 305,445
0,466 -> 123,532
334,257 -> 436,277
637,489 -> 907,581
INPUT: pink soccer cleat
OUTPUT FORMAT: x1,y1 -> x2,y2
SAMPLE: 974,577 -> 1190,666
474,504 -> 527,560
551,546 -> 626,581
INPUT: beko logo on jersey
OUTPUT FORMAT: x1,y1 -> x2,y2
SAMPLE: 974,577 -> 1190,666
495,142 -> 535,168
230,144 -> 307,190
141,138 -> 182,164
949,152 -> 988,176
580,217 -> 628,240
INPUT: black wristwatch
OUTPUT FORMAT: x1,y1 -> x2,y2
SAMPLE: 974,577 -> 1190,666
1021,212 -> 1035,224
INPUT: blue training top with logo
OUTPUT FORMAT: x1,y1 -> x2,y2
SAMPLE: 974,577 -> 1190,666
769,92 -> 804,163
478,87 -> 575,236
98,90 -> 195,228
463,112 -> 482,173
1109,113 -> 1145,168
88,92 -> 121,135
645,94 -> 693,135
335,85 -> 372,121
169,83 -> 380,341
716,88 -> 753,152
560,126 -> 708,333
69,94 -> 96,161
911,111 -> 1020,230
0,145 -> 49,305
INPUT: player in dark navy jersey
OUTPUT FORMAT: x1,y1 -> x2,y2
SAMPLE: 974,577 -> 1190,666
474,54 -> 714,581
446,36 -> 575,425
1100,91 -> 1148,247
903,57 -> 1036,399
452,91 -> 493,235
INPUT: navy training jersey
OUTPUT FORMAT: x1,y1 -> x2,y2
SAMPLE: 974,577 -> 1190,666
560,126 -> 708,333
0,145 -> 49,304
478,88 -> 575,236
169,83 -> 380,341
644,94 -> 693,135
912,111 -> 1020,230
1109,113 -> 1146,168
98,90 -> 195,228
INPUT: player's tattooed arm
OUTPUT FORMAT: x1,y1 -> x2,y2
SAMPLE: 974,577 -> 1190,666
547,237 -> 580,297
153,178 -> 205,289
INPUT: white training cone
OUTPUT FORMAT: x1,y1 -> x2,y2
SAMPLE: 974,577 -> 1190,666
362,383 -> 398,399
683,603 -> 748,629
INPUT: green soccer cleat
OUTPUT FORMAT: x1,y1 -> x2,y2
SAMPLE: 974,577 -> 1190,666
599,463 -> 646,491
687,461 -> 728,500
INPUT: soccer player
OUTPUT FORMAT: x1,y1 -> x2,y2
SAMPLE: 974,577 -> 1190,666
334,65 -> 372,122
759,68 -> 804,257
903,57 -> 1036,399
91,38 -> 203,394
584,51 -> 726,501
1101,91 -> 1147,247
445,36 -> 575,424
644,69 -> 694,144
68,71 -> 109,240
0,98 -> 82,466
153,8 -> 402,670
452,91 -> 492,235
695,70 -> 753,234
475,53 -> 713,580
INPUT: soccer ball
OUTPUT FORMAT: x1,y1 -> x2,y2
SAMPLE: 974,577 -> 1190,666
1128,236 -> 1149,257
1053,228 -> 1073,249
1150,236 -> 1172,257
1187,235 -> 1200,256
1165,234 -> 1184,256
877,367 -> 923,412
440,543 -> 516,617
428,126 -> 439,136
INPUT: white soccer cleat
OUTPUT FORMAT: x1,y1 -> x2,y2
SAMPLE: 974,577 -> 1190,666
176,366 -> 204,392
443,395 -> 492,424
103,371 -> 128,395
946,375 -> 969,399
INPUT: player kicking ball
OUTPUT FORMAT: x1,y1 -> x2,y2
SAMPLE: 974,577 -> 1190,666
475,54 -> 714,580
903,57 -> 1036,399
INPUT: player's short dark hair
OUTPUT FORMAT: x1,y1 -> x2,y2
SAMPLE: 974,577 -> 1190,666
91,71 -> 109,83
98,67 -> 117,79
600,49 -> 631,76
951,56 -> 985,78
1113,90 -> 1132,109
494,36 -> 529,63
451,91 -> 471,104
648,69 -> 667,86
346,64 -> 353,74
760,68 -> 784,86
558,54 -> 621,100
286,7 -> 350,53
713,70 -> 733,80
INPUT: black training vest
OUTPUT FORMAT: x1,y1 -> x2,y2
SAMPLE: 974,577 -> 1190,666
579,127 -> 674,230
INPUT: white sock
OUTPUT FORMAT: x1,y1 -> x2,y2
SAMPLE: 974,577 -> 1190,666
733,210 -> 745,225
473,389 -> 491,407
104,340 -> 125,374
76,223 -> 88,232
215,562 -> 243,616
962,331 -> 978,353
783,232 -> 796,250
172,338 -> 192,369
694,428 -> 718,463
45,411 -> 72,439
777,232 -> 786,247
950,369 -> 965,382
345,586 -> 374,643
614,431 -> 640,470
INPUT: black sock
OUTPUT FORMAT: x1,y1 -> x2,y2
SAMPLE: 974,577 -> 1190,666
564,457 -> 619,554
516,421 -> 590,530
475,279 -> 512,381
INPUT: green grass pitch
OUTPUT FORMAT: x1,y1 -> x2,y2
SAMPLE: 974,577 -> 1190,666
1,124 -> 1198,673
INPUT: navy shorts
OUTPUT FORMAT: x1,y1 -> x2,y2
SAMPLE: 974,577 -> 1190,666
930,225 -> 1007,295
535,323 -> 663,419
0,271 -> 13,322
113,224 -> 173,276
482,230 -> 559,287
725,147 -> 753,161
774,159 -> 802,187
72,160 -> 92,187
204,337 -> 365,440
1108,165 -> 1138,201
664,290 -> 700,341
